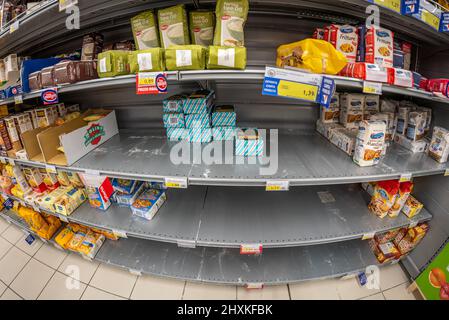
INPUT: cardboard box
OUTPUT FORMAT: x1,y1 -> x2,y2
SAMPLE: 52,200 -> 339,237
36,109 -> 119,166
20,127 -> 49,162
4,117 -> 22,154
35,107 -> 56,128
114,181 -> 145,207
13,114 -> 34,146
131,188 -> 167,220
80,174 -> 114,211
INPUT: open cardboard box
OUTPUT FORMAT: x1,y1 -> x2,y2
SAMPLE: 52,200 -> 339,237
20,109 -> 118,166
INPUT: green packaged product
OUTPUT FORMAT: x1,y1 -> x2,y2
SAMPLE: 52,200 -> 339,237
157,4 -> 190,49
165,45 -> 206,71
97,50 -> 129,78
128,49 -> 165,73
189,11 -> 215,46
131,10 -> 160,50
214,0 -> 249,47
207,46 -> 246,69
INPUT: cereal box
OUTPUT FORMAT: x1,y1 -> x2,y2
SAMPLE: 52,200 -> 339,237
327,24 -> 358,63
428,126 -> 449,163
114,181 -> 145,207
353,120 -> 386,167
365,26 -> 394,68
111,178 -> 139,195
131,188 -> 167,220
368,180 -> 400,218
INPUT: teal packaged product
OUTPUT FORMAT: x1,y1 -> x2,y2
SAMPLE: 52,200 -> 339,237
212,105 -> 236,126
183,89 -> 215,114
131,188 -> 167,221
114,181 -> 145,207
235,128 -> 264,156
212,126 -> 236,141
188,128 -> 213,143
185,113 -> 211,128
163,94 -> 187,113
166,127 -> 188,141
163,113 -> 185,128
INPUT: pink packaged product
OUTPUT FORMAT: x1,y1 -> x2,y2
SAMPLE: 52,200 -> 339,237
365,26 -> 394,68
387,68 -> 413,88
426,79 -> 449,97
326,24 -> 358,63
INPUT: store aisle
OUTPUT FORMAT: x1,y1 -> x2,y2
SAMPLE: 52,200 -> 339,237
0,221 -> 420,300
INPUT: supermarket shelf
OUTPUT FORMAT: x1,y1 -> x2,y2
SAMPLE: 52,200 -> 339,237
96,236 -> 389,285
1,184 -> 432,248
2,70 -> 448,105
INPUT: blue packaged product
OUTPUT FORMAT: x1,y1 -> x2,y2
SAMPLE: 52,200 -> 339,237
212,126 -> 237,141
114,181 -> 145,207
356,24 -> 366,62
183,89 -> 215,114
166,127 -> 188,141
163,113 -> 185,128
412,72 -> 422,89
162,94 -> 187,113
111,178 -> 138,194
393,49 -> 404,69
131,188 -> 167,221
185,113 -> 211,128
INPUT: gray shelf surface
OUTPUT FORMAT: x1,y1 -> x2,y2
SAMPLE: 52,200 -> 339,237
1,184 -> 432,248
70,130 -> 448,186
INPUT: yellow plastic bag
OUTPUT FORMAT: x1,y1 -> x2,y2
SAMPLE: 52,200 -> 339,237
276,39 -> 348,75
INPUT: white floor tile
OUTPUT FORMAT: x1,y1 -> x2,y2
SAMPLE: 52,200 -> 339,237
58,253 -> 99,284
0,288 -> 23,300
131,275 -> 185,300
89,264 -> 137,299
0,217 -> 9,234
38,271 -> 87,300
34,243 -> 67,269
10,259 -> 54,300
290,278 -> 341,300
383,283 -> 416,300
379,264 -> 410,291
0,280 -> 6,296
361,293 -> 385,300
336,276 -> 381,300
0,246 -> 30,285
15,233 -> 43,256
81,286 -> 125,300
1,225 -> 25,244
0,236 -> 12,259
183,282 -> 236,300
237,285 -> 289,300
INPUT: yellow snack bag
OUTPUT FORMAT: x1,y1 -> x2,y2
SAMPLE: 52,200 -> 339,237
276,39 -> 348,75
55,227 -> 75,249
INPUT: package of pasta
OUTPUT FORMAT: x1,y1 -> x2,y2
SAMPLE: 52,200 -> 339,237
368,180 -> 400,218
388,181 -> 413,218
77,231 -> 105,259
276,39 -> 347,75
55,227 -> 75,249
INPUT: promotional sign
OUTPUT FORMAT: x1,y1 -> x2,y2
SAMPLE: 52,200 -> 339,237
136,72 -> 168,95
368,0 -> 419,15
262,66 -> 335,108
415,242 -> 449,300
412,0 -> 442,31
440,12 -> 449,32
41,88 -> 59,105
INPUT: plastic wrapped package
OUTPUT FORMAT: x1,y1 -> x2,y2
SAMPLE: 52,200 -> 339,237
131,10 -> 160,50
214,0 -> 249,47
157,4 -> 190,48
189,11 -> 215,46
207,46 -> 246,70
165,45 -> 206,71
97,50 -> 129,78
128,49 -> 165,73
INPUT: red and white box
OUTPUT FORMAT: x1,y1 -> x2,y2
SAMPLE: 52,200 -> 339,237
365,26 -> 394,68
339,62 -> 388,83
326,24 -> 358,63
427,79 -> 449,97
387,68 -> 414,88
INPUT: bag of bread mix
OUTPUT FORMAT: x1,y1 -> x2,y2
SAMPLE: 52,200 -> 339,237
131,10 -> 160,50
388,181 -> 413,218
207,46 -> 246,69
189,11 -> 215,46
368,180 -> 400,218
128,48 -> 165,73
214,0 -> 249,47
157,4 -> 190,49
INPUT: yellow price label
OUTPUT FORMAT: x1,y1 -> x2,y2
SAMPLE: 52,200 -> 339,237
266,185 -> 282,191
399,173 -> 412,182
164,177 -> 188,189
277,80 -> 318,102
138,76 -> 155,86
373,0 -> 401,13
266,180 -> 289,192
422,11 -> 440,30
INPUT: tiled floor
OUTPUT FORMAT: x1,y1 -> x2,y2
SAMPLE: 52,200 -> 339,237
0,222 -> 422,300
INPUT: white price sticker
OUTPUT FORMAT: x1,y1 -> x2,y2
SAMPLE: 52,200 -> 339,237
45,165 -> 57,174
363,81 -> 382,95
399,173 -> 412,182
266,180 -> 289,191
240,244 -> 263,255
129,269 -> 142,276
164,177 -> 188,189
112,229 -> 128,238
9,20 -> 19,34
245,283 -> 264,289
362,232 -> 376,240
59,0 -> 78,11
14,95 -> 23,105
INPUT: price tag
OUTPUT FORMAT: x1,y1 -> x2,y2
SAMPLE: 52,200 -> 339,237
164,177 -> 188,189
362,232 -> 376,240
59,0 -> 78,11
9,20 -> 19,34
363,81 -> 382,95
0,157 -> 6,164
408,220 -> 418,229
245,283 -> 264,289
444,169 -> 449,176
14,95 -> 23,105
399,173 -> 412,182
266,180 -> 289,191
112,229 -> 127,238
8,158 -> 15,166
129,269 -> 142,276
45,165 -> 57,174
136,72 -> 168,95
240,244 -> 263,255
59,215 -> 69,223
84,169 -> 101,176
422,10 -> 440,30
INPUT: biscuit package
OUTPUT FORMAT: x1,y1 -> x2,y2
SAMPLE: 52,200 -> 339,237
339,93 -> 365,129
402,195 -> 424,218
368,180 -> 400,218
428,126 -> 449,163
320,93 -> 340,123
388,181 -> 413,218
131,188 -> 167,220
353,120 -> 386,167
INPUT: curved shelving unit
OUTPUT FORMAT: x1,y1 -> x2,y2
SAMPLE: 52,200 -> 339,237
1,184 -> 432,248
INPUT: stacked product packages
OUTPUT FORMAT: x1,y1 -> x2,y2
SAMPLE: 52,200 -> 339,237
211,105 -> 237,141
163,94 -> 188,141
